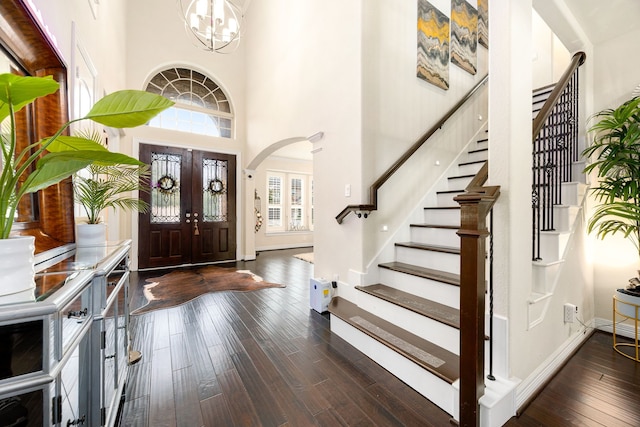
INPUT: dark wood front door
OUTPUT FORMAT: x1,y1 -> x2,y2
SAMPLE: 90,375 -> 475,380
138,144 -> 236,269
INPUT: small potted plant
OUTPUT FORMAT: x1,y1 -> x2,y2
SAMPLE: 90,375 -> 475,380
582,96 -> 640,316
0,73 -> 173,303
73,131 -> 151,247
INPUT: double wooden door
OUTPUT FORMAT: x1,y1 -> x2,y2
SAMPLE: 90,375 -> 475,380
138,144 -> 236,269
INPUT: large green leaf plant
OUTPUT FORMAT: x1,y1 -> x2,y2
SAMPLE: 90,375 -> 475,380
0,73 -> 173,239
582,97 -> 640,258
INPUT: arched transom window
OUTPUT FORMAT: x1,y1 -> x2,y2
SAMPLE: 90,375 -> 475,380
145,67 -> 233,138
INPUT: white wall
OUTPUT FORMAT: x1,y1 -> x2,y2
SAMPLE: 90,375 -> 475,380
359,0 -> 488,268
29,0 -> 128,92
489,0 -> 535,382
589,26 -> 640,320
244,0 -> 364,283
532,9 -> 570,89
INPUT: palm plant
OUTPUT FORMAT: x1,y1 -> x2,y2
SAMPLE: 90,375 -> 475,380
75,162 -> 151,225
582,96 -> 640,258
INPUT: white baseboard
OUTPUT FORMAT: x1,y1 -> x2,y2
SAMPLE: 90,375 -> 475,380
595,316 -> 639,339
515,323 -> 591,410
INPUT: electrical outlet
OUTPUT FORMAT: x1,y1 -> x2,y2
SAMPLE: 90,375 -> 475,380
564,303 -> 577,323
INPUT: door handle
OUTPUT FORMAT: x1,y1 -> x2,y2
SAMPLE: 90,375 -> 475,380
193,216 -> 200,236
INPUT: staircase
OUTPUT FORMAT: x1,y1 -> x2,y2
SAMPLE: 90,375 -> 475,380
329,131 -> 493,421
330,82 -> 587,425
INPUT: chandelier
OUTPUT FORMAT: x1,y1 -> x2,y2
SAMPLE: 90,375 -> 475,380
178,0 -> 246,54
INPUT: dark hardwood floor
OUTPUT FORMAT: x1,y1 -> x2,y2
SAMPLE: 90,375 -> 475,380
119,249 -> 640,426
506,331 -> 640,427
119,248 -> 452,426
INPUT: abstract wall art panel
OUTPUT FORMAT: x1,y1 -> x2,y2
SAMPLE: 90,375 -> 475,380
478,0 -> 488,48
417,0 -> 450,90
451,0 -> 478,75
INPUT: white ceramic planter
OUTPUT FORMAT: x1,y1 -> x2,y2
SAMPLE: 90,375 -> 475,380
0,235 -> 36,305
76,223 -> 107,247
615,289 -> 640,319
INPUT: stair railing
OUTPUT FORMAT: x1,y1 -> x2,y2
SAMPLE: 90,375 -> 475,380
335,74 -> 489,224
454,162 -> 500,426
531,51 -> 586,260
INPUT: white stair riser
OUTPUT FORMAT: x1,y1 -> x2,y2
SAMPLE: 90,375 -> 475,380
331,316 -> 458,417
395,246 -> 460,274
538,231 -> 570,262
572,160 -> 587,184
465,150 -> 488,163
357,291 -> 460,354
457,162 -> 485,176
379,268 -> 459,309
436,192 -> 463,207
560,182 -> 586,206
411,227 -> 460,248
475,139 -> 488,150
445,176 -> 474,191
553,205 -> 580,232
424,209 -> 460,227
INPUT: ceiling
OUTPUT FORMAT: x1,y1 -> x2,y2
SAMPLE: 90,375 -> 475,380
563,0 -> 640,44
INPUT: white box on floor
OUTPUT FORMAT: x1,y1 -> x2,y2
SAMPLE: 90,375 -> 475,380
310,278 -> 331,313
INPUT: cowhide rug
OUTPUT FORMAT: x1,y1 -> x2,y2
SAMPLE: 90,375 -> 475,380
131,265 -> 284,315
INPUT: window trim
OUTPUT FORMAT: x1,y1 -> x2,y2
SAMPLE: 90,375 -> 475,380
266,171 -> 313,234
144,67 -> 234,138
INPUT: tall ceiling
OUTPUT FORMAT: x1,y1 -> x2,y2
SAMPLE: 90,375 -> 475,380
563,0 -> 640,44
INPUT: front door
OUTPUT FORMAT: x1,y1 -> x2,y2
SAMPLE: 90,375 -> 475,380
138,144 -> 236,269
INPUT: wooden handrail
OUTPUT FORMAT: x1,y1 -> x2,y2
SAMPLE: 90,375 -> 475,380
532,51 -> 585,140
454,161 -> 500,426
335,74 -> 489,224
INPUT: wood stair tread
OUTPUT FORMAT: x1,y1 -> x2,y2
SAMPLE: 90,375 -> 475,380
468,147 -> 488,154
396,242 -> 460,254
410,223 -> 459,230
458,160 -> 486,167
424,206 -> 460,210
378,261 -> 460,286
436,189 -> 464,195
355,284 -> 460,329
448,174 -> 476,180
328,297 -> 459,384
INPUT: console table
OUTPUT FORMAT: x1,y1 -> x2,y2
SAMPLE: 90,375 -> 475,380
0,240 -> 131,426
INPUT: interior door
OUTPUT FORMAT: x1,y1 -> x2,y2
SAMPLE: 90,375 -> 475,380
138,144 -> 236,269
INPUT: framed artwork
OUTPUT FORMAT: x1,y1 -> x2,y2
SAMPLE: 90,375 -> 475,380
417,0 -> 450,90
450,0 -> 478,75
478,0 -> 488,48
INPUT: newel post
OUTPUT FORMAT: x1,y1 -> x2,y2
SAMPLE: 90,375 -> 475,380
455,192 -> 494,427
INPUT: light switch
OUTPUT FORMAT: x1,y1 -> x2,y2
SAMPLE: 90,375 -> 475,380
344,184 -> 351,197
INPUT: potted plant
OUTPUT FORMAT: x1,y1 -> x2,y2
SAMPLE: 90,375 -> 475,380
582,96 -> 640,316
0,73 -> 173,303
73,131 -> 151,247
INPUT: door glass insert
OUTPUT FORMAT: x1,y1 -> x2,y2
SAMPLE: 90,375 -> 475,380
151,152 -> 182,223
202,159 -> 228,222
